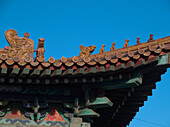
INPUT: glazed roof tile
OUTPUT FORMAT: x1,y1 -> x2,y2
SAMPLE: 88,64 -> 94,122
0,29 -> 170,79
1,37 -> 170,67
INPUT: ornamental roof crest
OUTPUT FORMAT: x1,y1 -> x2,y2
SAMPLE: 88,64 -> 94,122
4,29 -> 34,61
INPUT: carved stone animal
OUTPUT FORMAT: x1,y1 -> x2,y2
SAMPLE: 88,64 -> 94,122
35,38 -> 45,62
99,44 -> 105,53
110,42 -> 116,51
137,37 -> 140,44
148,34 -> 153,42
123,39 -> 129,47
79,45 -> 96,58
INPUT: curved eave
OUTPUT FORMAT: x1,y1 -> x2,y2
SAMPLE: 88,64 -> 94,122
93,62 -> 168,127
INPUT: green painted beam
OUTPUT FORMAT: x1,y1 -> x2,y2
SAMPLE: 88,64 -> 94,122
93,72 -> 142,90
73,68 -> 85,75
76,108 -> 100,117
62,69 -> 74,76
158,54 -> 169,65
146,56 -> 159,64
30,69 -> 41,76
96,66 -> 105,73
40,69 -> 51,77
51,69 -> 62,77
115,63 -> 125,71
135,58 -> 145,67
20,68 -> 30,77
10,68 -> 20,76
105,65 -> 115,72
90,97 -> 113,109
125,61 -> 135,68
84,67 -> 96,75
1,68 -> 7,75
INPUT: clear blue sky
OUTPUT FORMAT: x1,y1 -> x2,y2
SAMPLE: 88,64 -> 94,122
0,0 -> 170,126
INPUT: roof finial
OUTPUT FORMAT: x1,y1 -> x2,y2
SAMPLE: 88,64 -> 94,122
123,39 -> 129,47
110,42 -> 116,51
148,34 -> 153,42
137,37 -> 140,44
99,44 -> 105,53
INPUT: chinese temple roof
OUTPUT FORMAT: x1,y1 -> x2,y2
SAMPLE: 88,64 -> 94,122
0,29 -> 170,127
1,29 -> 170,77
